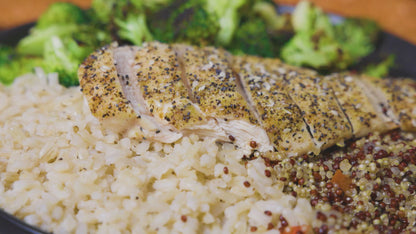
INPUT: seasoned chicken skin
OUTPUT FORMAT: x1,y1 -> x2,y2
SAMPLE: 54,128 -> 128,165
233,55 -> 317,156
79,42 -> 416,157
324,74 -> 397,137
174,44 -> 271,152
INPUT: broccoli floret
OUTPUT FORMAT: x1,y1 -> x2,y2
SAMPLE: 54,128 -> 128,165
17,24 -> 79,56
334,19 -> 378,59
281,1 -> 378,72
0,44 -> 45,85
17,2 -> 88,56
207,0 -> 247,46
0,45 -> 14,67
0,57 -> 44,85
130,0 -> 173,12
91,0 -> 117,23
115,14 -> 153,46
91,0 -> 172,24
227,18 -> 274,57
92,0 -> 154,46
363,55 -> 395,78
151,0 -> 219,46
281,30 -> 349,70
291,1 -> 316,33
253,1 -> 289,32
36,2 -> 88,29
42,36 -> 89,87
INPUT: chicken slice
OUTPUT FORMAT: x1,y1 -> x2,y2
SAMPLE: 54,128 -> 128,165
78,44 -> 145,136
233,55 -> 317,156
174,44 -> 272,152
355,76 -> 401,128
390,78 -> 416,131
359,76 -> 415,131
113,42 -> 227,142
283,72 -> 353,150
324,74 -> 397,137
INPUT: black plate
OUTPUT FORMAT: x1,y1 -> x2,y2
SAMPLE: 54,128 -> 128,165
1,20 -> 416,234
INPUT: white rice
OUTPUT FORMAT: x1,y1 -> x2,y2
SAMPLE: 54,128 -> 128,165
0,72 -> 315,233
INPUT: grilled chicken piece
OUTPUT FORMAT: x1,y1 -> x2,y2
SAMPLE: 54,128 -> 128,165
173,44 -> 272,152
114,42 -> 227,142
79,42 -> 416,157
324,74 -> 397,138
390,79 -> 416,131
78,44 -> 146,136
233,55 -> 317,156
359,76 -> 416,131
284,72 -> 353,150
355,76 -> 400,128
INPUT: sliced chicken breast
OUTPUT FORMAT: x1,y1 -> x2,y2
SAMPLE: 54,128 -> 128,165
233,55 -> 317,156
284,72 -> 353,150
355,76 -> 400,128
390,78 -> 416,131
78,44 -> 148,137
359,76 -> 416,131
114,42 -> 227,142
79,42 -> 416,157
324,74 -> 397,138
174,44 -> 272,152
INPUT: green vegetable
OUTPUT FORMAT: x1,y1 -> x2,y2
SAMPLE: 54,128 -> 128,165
228,18 -> 274,57
334,19 -> 378,59
43,36 -> 90,87
17,24 -> 79,56
130,0 -> 173,12
115,14 -> 153,46
281,1 -> 379,72
90,0 -> 117,23
36,2 -> 88,29
363,55 -> 395,78
17,2 -> 89,56
0,0 -> 389,87
151,0 -> 219,46
0,45 -> 14,67
13,2 -> 112,86
253,1 -> 289,32
281,31 -> 349,69
0,47 -> 44,85
0,58 -> 44,85
207,0 -> 247,46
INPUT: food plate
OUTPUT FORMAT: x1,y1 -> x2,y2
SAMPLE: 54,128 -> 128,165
0,20 -> 416,234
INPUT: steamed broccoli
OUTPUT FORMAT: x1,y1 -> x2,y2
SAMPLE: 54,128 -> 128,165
151,0 -> 219,46
115,13 -> 153,45
281,30 -> 350,70
17,25 -> 79,56
253,1 -> 290,32
0,45 -> 13,67
90,0 -> 117,23
17,2 -> 88,56
14,2 -> 112,87
36,2 -> 88,29
0,57 -> 44,85
207,0 -> 247,46
281,1 -> 378,72
334,19 -> 378,59
42,36 -> 90,87
228,18 -> 274,57
363,55 -> 395,78
0,44 -> 43,85
130,0 -> 173,12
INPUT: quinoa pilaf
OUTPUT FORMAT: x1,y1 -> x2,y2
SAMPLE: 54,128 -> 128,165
258,130 -> 416,233
0,72 -> 416,233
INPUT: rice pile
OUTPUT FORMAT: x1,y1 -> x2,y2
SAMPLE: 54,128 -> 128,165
0,70 -> 315,233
